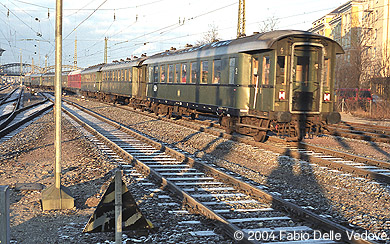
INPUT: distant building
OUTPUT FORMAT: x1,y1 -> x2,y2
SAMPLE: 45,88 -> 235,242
310,0 -> 390,96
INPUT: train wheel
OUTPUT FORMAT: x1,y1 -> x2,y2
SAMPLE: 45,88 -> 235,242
254,131 -> 267,142
225,127 -> 233,134
190,113 -> 196,120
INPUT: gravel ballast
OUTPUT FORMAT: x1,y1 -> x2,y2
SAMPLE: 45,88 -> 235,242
65,96 -> 390,241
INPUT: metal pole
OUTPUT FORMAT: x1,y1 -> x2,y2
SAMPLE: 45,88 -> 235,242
115,170 -> 122,244
20,49 -> 22,86
104,37 -> 108,64
0,185 -> 10,244
41,0 -> 73,211
54,0 -> 62,190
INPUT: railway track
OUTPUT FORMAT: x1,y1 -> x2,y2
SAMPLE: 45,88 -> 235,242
50,94 -> 381,244
0,91 -> 53,142
326,122 -> 390,144
66,96 -> 390,186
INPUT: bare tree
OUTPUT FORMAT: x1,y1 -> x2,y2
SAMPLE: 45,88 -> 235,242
196,24 -> 220,45
335,13 -> 381,89
259,16 -> 279,33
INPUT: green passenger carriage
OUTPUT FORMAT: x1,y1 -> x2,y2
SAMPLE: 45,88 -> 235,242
144,30 -> 344,141
32,30 -> 343,142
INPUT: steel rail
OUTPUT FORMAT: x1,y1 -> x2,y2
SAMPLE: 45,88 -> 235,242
54,100 -> 254,244
333,121 -> 390,135
288,140 -> 390,170
59,97 -> 378,244
0,89 -> 23,131
0,88 -> 19,107
0,98 -> 49,121
0,95 -> 53,138
0,85 -> 10,92
325,127 -> 390,143
64,97 -> 390,184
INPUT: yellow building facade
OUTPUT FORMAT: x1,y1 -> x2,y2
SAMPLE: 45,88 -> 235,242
310,0 -> 390,94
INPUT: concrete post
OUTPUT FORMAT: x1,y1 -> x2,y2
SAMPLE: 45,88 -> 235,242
0,185 -> 10,244
41,0 -> 74,211
115,170 -> 122,244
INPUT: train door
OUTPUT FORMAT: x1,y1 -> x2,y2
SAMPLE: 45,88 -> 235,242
289,44 -> 323,113
138,66 -> 147,98
252,53 -> 273,111
96,71 -> 102,92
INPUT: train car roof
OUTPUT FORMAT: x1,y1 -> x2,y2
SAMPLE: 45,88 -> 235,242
68,69 -> 82,75
81,63 -> 105,74
143,30 -> 344,64
42,72 -> 55,76
100,57 -> 147,71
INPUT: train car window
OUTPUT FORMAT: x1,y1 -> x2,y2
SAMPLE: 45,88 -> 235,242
175,64 -> 180,83
276,56 -> 286,84
121,69 -> 124,81
181,63 -> 187,83
201,61 -> 208,84
154,66 -> 159,83
168,65 -> 174,83
213,59 -> 222,84
129,69 -> 132,82
148,67 -> 153,82
324,59 -> 330,87
190,62 -> 198,83
262,56 -> 270,85
252,57 -> 259,85
229,58 -> 236,85
295,56 -> 309,83
160,65 -> 166,83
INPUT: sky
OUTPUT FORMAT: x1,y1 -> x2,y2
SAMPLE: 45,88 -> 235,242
0,0 -> 347,69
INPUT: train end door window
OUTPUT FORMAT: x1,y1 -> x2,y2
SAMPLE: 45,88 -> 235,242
168,65 -> 174,83
229,57 -> 236,85
148,67 -> 153,82
160,65 -> 166,83
262,56 -> 270,85
252,57 -> 259,85
276,56 -> 286,85
213,59 -> 222,84
201,61 -> 208,84
181,63 -> 187,83
190,62 -> 198,83
324,59 -> 330,87
295,56 -> 309,84
175,64 -> 180,83
154,66 -> 159,83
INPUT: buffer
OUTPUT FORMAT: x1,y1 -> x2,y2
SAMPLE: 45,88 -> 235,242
83,173 -> 153,233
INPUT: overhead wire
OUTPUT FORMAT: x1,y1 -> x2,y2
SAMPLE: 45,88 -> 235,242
63,0 -> 108,40
110,1 -> 237,49
13,0 -> 168,11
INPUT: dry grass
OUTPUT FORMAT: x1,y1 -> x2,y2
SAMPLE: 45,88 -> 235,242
349,101 -> 390,120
